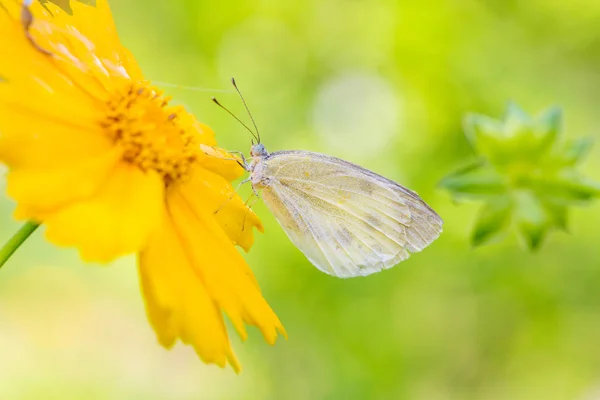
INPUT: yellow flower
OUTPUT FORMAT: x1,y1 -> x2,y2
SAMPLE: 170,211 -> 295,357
0,0 -> 285,372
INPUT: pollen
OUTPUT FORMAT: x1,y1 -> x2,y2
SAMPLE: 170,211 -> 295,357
101,82 -> 200,185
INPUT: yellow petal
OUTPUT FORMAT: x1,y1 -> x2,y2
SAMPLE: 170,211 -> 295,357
197,144 -> 246,182
41,0 -> 143,81
0,108 -> 112,171
168,190 -> 286,346
195,123 -> 246,182
0,1 -> 140,109
195,122 -> 218,145
28,18 -> 117,98
43,163 -> 164,262
7,146 -> 122,220
29,5 -> 127,98
179,166 -> 263,252
138,209 -> 241,372
0,8 -> 102,117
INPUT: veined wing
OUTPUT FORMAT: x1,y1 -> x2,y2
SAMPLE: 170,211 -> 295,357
258,151 -> 443,278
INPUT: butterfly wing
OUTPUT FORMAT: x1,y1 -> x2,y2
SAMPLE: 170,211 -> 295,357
253,150 -> 443,278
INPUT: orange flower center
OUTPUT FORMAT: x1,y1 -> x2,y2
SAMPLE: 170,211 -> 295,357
102,82 -> 199,185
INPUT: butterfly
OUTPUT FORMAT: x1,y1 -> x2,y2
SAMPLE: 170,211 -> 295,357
212,79 -> 443,278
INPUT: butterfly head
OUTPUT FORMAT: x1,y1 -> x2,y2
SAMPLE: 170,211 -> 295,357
250,143 -> 268,158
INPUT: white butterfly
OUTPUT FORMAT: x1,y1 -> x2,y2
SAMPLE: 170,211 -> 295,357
241,143 -> 443,278
211,79 -> 443,278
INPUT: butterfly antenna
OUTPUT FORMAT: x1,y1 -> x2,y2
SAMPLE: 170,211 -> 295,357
211,97 -> 260,143
231,78 -> 261,144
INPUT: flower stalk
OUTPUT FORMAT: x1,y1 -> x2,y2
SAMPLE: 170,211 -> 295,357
0,221 -> 39,269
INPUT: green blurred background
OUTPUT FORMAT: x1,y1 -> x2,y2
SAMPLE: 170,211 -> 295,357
2,0 -> 600,399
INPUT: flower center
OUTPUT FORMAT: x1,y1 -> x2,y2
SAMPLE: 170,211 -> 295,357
102,82 -> 199,185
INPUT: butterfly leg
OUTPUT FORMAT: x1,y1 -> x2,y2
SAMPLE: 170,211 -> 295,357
213,177 -> 252,215
241,193 -> 260,232
201,146 -> 250,170
226,150 -> 248,166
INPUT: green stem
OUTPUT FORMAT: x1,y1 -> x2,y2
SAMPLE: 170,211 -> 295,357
0,221 -> 39,269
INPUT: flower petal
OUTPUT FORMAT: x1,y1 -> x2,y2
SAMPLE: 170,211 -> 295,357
138,211 -> 241,372
195,122 -> 247,182
167,190 -> 286,346
0,107 -> 112,170
27,4 -> 124,98
38,0 -> 143,81
43,163 -> 164,262
0,6 -> 102,121
198,144 -> 245,182
7,146 -> 122,220
180,166 -> 263,252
